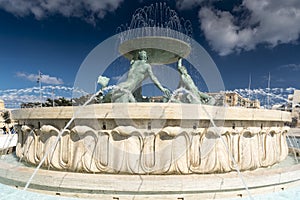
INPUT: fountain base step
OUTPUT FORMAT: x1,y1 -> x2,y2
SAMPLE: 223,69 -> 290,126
0,154 -> 300,199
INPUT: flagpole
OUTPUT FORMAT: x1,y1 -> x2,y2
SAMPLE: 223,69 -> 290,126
52,87 -> 55,107
248,73 -> 251,99
267,72 -> 271,109
38,71 -> 42,107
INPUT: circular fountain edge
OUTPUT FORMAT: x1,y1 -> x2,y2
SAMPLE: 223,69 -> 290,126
11,103 -> 291,121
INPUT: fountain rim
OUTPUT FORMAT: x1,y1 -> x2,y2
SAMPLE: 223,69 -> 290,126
11,103 -> 291,122
118,36 -> 191,64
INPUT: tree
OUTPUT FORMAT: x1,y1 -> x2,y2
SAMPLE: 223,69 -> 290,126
2,111 -> 11,124
21,97 -> 73,108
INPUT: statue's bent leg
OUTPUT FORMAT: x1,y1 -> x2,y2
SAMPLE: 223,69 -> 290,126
112,90 -> 136,103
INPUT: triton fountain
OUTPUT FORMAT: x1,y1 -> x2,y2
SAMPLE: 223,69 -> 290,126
0,3 -> 299,200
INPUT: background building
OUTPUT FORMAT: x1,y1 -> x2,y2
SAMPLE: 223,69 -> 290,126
224,92 -> 260,108
291,90 -> 300,127
147,92 -> 261,108
209,92 -> 260,108
0,99 -> 4,110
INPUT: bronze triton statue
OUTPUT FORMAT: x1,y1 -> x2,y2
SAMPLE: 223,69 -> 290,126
111,50 -> 170,102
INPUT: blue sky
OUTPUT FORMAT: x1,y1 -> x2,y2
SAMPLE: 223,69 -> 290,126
0,0 -> 300,107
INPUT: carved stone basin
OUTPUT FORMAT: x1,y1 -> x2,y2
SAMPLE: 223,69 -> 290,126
11,103 -> 291,174
119,36 -> 191,64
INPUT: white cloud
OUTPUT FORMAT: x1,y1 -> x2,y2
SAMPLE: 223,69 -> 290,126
16,72 -> 64,85
0,85 -> 75,108
0,0 -> 124,24
176,0 -> 205,10
199,7 -> 254,56
227,87 -> 295,107
279,63 -> 300,71
198,0 -> 300,55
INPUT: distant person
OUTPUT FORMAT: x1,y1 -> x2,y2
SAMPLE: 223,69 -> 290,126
2,126 -> 7,134
10,126 -> 15,134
